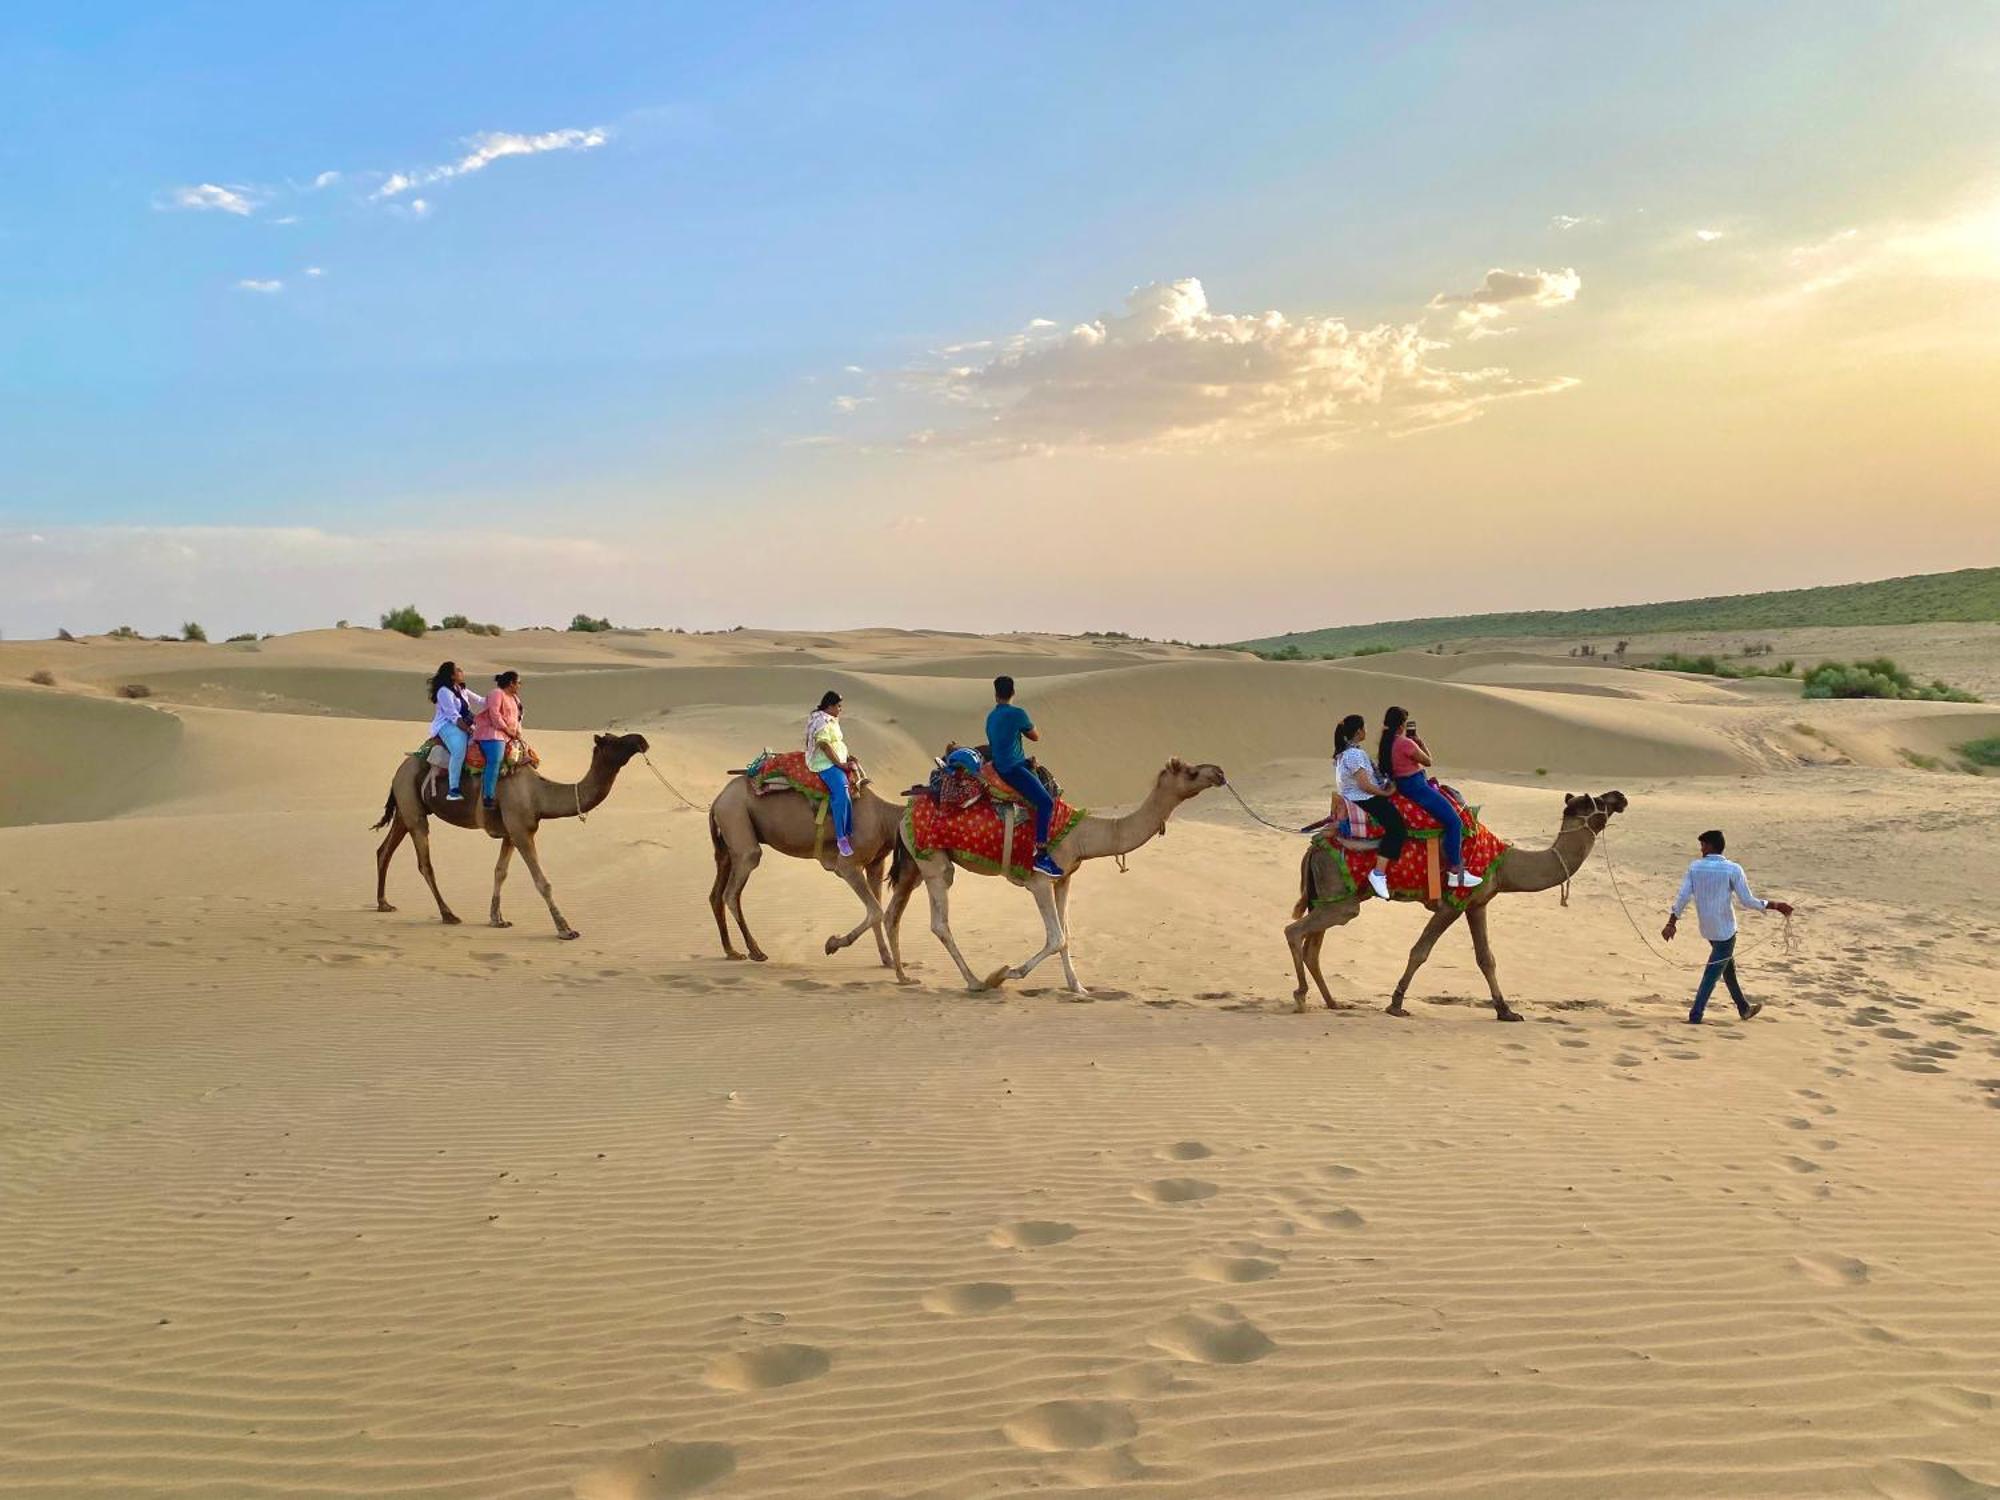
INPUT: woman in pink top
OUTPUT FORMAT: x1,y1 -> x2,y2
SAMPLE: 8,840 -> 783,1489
472,671 -> 524,809
1380,705 -> 1479,889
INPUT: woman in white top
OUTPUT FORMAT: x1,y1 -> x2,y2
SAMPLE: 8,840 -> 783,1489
804,690 -> 861,858
1332,712 -> 1404,901
426,661 -> 485,802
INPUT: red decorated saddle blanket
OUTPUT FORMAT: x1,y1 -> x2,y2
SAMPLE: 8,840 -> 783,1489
904,788 -> 1087,877
412,737 -> 536,777
743,749 -> 860,801
1313,784 -> 1508,910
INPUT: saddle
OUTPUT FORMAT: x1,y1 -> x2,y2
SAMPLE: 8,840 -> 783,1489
738,749 -> 864,800
905,743 -> 1063,809
413,736 -> 537,777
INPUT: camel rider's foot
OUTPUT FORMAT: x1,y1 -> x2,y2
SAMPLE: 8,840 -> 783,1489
1448,868 -> 1481,889
1367,869 -> 1392,900
1032,851 -> 1064,879
836,836 -> 855,858
446,788 -> 465,802
482,797 -> 497,811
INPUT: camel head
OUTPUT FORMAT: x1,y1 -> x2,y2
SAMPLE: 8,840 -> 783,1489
1157,757 -> 1228,804
593,732 -> 651,769
1561,789 -> 1628,831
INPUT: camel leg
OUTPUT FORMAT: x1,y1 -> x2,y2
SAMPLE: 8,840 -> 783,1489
922,864 -> 987,992
407,818 -> 461,926
374,818 -> 408,912
722,845 -> 767,962
994,877 -> 1072,992
884,857 -> 921,985
1052,877 -> 1085,994
1388,904 -> 1463,1015
489,840 -> 515,928
866,854 -> 893,967
1464,903 -> 1522,1022
1284,898 -> 1361,1013
512,832 -> 578,940
708,829 -> 742,960
824,861 -> 887,958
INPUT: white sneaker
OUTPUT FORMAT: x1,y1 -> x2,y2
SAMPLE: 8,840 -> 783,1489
1367,869 -> 1391,900
1448,869 -> 1482,889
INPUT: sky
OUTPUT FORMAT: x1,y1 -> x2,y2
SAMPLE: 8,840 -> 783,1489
3,1 -> 1997,641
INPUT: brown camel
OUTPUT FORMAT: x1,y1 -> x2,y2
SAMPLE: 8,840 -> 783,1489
371,732 -> 650,940
1285,789 -> 1628,1019
884,758 -> 1229,995
706,774 -> 905,965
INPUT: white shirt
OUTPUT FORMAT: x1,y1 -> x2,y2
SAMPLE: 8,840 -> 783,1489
1334,745 -> 1381,804
430,684 -> 485,739
1672,854 -> 1766,941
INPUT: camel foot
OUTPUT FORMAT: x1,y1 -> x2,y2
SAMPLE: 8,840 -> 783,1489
725,950 -> 747,962
896,973 -> 920,987
1385,1001 -> 1411,1018
440,913 -> 462,926
558,930 -> 581,942
824,935 -> 844,956
983,966 -> 1013,991
376,902 -> 397,913
489,919 -> 513,929
747,949 -> 768,963
1494,1005 -> 1524,1023
1321,996 -> 1342,1012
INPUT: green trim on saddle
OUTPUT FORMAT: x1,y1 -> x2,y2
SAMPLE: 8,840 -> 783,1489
744,749 -> 832,804
1444,846 -> 1507,911
1305,832 -> 1358,908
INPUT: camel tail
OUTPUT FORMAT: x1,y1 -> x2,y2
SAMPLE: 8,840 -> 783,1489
889,824 -> 916,891
371,788 -> 398,831
1293,848 -> 1316,920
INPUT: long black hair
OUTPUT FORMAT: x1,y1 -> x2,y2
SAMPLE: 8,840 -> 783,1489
428,661 -> 458,702
1334,712 -> 1366,753
817,689 -> 842,712
1378,705 -> 1409,774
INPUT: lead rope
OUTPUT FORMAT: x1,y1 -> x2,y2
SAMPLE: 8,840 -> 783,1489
639,751 -> 707,812
1592,821 -> 1797,969
1221,780 -> 1306,836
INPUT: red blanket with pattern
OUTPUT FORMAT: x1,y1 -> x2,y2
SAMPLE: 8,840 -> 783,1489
904,787 -> 1087,877
1314,783 -> 1509,910
743,749 -> 858,801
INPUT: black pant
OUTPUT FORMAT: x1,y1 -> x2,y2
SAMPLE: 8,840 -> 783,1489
1354,795 -> 1406,861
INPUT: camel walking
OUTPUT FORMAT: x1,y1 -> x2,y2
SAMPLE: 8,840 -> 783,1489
707,775 -> 906,965
885,758 -> 1228,995
1286,789 -> 1628,1019
372,732 -> 649,940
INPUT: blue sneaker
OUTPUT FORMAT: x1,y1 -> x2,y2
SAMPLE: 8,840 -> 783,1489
1032,852 -> 1064,879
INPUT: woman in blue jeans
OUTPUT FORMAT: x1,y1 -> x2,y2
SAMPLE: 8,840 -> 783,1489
1380,705 -> 1480,890
426,660 -> 484,803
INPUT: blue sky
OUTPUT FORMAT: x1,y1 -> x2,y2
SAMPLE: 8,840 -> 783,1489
3,2 -> 1997,637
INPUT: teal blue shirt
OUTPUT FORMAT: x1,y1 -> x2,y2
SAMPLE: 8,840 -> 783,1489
985,703 -> 1033,771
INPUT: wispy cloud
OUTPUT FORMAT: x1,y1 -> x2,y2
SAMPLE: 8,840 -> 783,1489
1550,213 -> 1599,231
373,127 -> 609,199
162,183 -> 257,216
1694,228 -> 1726,243
236,278 -> 283,294
876,275 -> 1579,454
303,266 -> 324,278
1428,267 -> 1581,331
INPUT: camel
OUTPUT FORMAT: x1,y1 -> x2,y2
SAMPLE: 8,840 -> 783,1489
884,758 -> 1229,995
707,773 -> 906,966
371,732 -> 650,940
1285,789 -> 1628,1020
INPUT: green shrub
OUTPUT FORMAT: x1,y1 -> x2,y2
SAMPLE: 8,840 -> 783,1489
1638,652 -> 1742,678
380,605 -> 428,638
439,613 -> 472,630
568,613 -> 613,633
226,632 -> 258,643
107,625 -> 140,640
181,621 -> 207,643
1802,658 -> 1978,702
1958,736 -> 2000,767
1255,643 -> 1306,661
1347,644 -> 1393,657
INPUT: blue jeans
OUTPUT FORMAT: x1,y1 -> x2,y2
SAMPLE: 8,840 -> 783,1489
817,766 -> 853,842
479,739 -> 506,802
1689,936 -> 1748,1021
438,723 -> 470,793
997,762 -> 1055,845
1395,773 -> 1463,867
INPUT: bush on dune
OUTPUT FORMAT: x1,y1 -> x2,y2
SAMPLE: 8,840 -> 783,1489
28,669 -> 55,686
1959,736 -> 2000,767
181,621 -> 207,642
567,614 -> 613,633
118,683 -> 152,699
380,605 -> 428,638
1802,658 -> 1978,702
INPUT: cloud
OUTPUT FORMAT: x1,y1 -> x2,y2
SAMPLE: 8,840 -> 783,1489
885,275 -> 1579,453
1785,192 -> 2000,296
373,126 -> 609,199
163,183 -> 256,216
1550,213 -> 1599,231
1694,228 -> 1726,243
236,278 -> 283,294
311,171 -> 341,189
1428,267 -> 1580,329
303,266 -> 324,277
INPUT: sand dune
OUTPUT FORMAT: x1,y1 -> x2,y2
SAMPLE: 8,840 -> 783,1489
2,625 -> 1997,1498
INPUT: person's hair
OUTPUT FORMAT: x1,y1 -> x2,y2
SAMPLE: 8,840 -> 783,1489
427,661 -> 458,700
817,689 -> 842,711
494,670 -> 519,690
994,675 -> 1015,700
1699,829 -> 1726,854
1335,713 -> 1366,751
1378,706 -> 1409,773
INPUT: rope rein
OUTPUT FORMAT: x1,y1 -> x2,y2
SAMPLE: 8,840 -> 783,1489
639,751 -> 707,813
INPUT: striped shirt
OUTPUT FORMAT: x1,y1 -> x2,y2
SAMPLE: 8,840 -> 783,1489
1671,855 -> 1767,941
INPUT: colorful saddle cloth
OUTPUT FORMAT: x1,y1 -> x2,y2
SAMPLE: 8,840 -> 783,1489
903,781 -> 1086,877
413,736 -> 535,777
1312,782 -> 1509,911
742,749 -> 861,801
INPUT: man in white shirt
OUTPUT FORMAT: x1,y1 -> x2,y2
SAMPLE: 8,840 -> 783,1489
1662,829 -> 1793,1024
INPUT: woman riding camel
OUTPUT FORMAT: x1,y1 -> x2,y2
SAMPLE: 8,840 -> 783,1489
1333,712 -> 1403,901
427,661 -> 484,803
1382,705 -> 1480,890
805,690 -> 861,859
471,670 -> 525,811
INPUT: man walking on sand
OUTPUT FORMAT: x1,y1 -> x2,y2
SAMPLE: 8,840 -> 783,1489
1662,829 -> 1793,1025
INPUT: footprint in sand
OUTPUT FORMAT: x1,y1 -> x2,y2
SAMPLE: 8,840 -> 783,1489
1149,1307 -> 1276,1365
702,1343 -> 831,1391
1781,1155 -> 1824,1174
1135,1178 -> 1219,1205
1161,1141 -> 1213,1161
1002,1399 -> 1137,1452
1792,1252 -> 1870,1287
1188,1254 -> 1281,1284
573,1440 -> 737,1500
1309,1207 -> 1367,1231
1318,1164 -> 1364,1181
922,1282 -> 1016,1315
990,1220 -> 1079,1249
1869,1458 -> 2000,1499
1106,1364 -> 1176,1398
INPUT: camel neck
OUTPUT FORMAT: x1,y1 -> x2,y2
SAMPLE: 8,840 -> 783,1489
1500,820 -> 1598,893
1072,784 -> 1179,861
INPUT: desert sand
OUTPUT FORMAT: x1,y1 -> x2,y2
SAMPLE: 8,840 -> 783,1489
3,624 -> 1998,1499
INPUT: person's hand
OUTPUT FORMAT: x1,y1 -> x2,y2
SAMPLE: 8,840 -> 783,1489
1661,916 -> 1678,942
1768,900 -> 1793,917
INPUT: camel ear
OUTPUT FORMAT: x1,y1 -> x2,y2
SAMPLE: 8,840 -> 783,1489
1166,756 -> 1186,774
594,733 -> 608,746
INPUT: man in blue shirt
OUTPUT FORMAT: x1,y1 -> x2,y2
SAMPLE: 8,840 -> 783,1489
984,675 -> 1064,879
1662,829 -> 1793,1024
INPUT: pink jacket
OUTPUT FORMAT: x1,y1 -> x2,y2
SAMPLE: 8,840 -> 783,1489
472,688 -> 522,743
